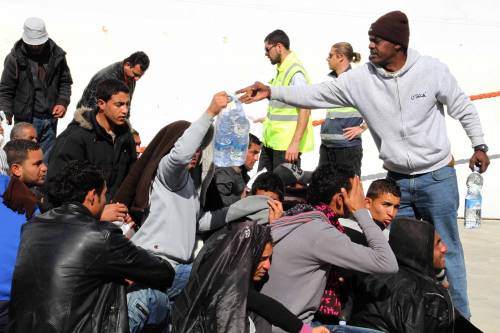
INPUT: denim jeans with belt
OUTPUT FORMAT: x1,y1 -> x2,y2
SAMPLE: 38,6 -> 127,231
387,165 -> 470,318
127,263 -> 192,333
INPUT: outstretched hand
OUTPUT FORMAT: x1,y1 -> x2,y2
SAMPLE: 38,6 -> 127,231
236,81 -> 271,104
469,150 -> 489,173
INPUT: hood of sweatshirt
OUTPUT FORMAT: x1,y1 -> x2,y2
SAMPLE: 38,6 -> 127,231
271,210 -> 328,243
389,217 -> 435,277
225,195 -> 270,225
368,48 -> 420,79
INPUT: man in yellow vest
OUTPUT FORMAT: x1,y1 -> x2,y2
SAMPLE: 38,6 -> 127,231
258,29 -> 314,172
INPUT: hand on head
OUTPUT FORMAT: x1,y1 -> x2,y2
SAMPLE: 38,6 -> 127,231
340,176 -> 366,213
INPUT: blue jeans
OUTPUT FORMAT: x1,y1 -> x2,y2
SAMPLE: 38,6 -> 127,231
387,166 -> 470,318
127,264 -> 192,333
32,117 -> 57,162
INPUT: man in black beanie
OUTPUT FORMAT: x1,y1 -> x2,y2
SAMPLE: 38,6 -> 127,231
238,10 -> 490,319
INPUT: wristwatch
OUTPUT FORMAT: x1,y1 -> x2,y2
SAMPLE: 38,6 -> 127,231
474,144 -> 489,153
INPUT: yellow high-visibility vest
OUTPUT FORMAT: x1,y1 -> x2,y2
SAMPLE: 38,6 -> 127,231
263,52 -> 314,152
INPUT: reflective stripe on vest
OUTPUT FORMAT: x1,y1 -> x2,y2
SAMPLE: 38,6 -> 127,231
326,107 -> 362,119
266,112 -> 298,121
320,133 -> 348,141
264,52 -> 314,152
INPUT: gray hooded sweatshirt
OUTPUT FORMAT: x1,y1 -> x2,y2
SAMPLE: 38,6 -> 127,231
271,49 -> 485,175
131,113 -> 228,267
260,208 -> 398,330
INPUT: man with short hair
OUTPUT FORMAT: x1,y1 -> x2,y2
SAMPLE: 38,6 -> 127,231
258,29 -> 313,171
48,78 -> 135,200
10,122 -> 37,142
205,133 -> 262,209
0,140 -> 45,331
259,164 -> 398,331
77,51 -> 150,114
131,128 -> 143,158
7,160 -> 174,333
238,10 -> 488,317
48,79 -> 136,221
340,179 -> 401,238
0,17 -> 73,158
350,218 -> 481,333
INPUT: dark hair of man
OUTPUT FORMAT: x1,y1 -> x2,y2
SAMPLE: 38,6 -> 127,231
307,164 -> 356,205
46,160 -> 106,208
249,133 -> 261,147
95,79 -> 130,103
250,171 -> 285,201
124,51 -> 150,71
264,29 -> 290,50
10,122 -> 35,141
366,178 -> 401,199
4,139 -> 41,167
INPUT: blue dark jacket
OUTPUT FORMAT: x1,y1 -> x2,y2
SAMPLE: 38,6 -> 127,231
0,175 -> 38,301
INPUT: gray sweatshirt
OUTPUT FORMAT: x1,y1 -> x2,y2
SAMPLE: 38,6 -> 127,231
271,49 -> 485,175
131,113 -> 227,267
260,208 -> 398,329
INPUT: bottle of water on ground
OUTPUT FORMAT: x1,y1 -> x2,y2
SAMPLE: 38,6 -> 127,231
464,166 -> 483,229
213,94 -> 250,167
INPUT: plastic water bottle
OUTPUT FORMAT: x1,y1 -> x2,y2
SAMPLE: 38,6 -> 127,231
213,95 -> 250,167
464,166 -> 483,229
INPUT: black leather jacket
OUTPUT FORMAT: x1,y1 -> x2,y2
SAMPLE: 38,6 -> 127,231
7,203 -> 174,333
350,218 -> 454,333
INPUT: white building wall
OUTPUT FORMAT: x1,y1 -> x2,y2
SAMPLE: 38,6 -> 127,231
1,0 -> 498,216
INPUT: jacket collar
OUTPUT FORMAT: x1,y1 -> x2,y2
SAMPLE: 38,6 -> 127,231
12,38 -> 65,67
72,107 -> 132,142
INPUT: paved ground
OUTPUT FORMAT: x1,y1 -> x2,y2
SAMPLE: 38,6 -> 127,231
460,219 -> 499,332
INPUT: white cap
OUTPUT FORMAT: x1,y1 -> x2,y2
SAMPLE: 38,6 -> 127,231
22,17 -> 49,46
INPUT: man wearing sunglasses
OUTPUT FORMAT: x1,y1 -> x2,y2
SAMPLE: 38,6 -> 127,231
257,29 -> 314,172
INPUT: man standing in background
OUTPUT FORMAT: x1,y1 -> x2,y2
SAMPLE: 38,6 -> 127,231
258,29 -> 313,171
0,17 -> 73,160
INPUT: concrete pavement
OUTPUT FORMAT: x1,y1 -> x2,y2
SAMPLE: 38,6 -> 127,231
460,219 -> 500,332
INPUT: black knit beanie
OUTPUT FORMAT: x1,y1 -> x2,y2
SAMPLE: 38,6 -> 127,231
369,11 -> 410,48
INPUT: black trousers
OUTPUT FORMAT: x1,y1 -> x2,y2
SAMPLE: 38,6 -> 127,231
318,144 -> 363,176
257,146 -> 301,172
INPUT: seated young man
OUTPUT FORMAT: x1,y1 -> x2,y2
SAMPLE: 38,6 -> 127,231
204,133 -> 262,209
350,217 -> 482,333
7,161 -> 174,333
340,178 -> 401,242
0,140 -> 46,331
112,92 -> 231,332
273,163 -> 312,210
260,164 -> 398,332
173,212 -> 328,333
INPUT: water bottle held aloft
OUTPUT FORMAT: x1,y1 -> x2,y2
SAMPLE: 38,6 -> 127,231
213,94 -> 250,167
464,166 -> 483,229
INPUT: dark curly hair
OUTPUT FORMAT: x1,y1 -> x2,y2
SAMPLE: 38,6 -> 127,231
307,164 -> 356,205
46,160 -> 106,207
250,171 -> 284,201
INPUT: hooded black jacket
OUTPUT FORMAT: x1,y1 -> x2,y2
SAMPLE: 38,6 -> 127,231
0,39 -> 72,122
47,108 -> 136,200
350,217 -> 454,332
172,221 -> 271,332
7,202 -> 174,333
